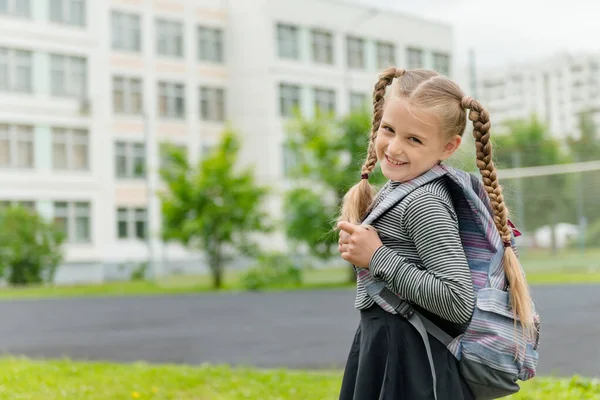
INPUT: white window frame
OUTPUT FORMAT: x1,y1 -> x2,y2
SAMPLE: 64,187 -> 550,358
113,76 -> 143,114
376,41 -> 396,69
311,29 -> 334,65
199,86 -> 225,121
50,54 -> 87,98
49,0 -> 86,27
158,81 -> 185,119
156,18 -> 184,58
53,201 -> 91,243
0,0 -> 31,17
407,47 -> 423,69
52,127 -> 89,171
0,47 -> 33,93
314,87 -> 336,115
279,83 -> 301,117
0,123 -> 34,169
433,52 -> 451,76
116,207 -> 147,240
346,36 -> 365,69
276,23 -> 299,60
197,26 -> 223,63
111,10 -> 141,52
349,92 -> 368,112
115,141 -> 146,179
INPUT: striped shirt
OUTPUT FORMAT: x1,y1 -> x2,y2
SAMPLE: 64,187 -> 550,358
355,177 -> 476,325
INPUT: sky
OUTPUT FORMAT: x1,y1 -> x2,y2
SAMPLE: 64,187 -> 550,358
351,0 -> 600,71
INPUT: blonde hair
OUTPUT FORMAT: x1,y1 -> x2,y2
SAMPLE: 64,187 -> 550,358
339,67 -> 535,338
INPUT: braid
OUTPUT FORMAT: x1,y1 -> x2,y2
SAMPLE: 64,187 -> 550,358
339,68 -> 405,224
462,96 -> 536,340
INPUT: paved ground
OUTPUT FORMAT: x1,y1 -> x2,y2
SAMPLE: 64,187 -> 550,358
0,285 -> 598,377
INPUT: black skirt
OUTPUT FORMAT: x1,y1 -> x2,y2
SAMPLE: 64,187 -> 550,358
339,305 -> 474,400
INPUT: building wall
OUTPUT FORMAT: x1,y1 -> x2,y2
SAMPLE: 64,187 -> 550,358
0,0 -> 454,283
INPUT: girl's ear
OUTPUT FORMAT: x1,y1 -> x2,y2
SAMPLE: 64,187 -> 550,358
440,135 -> 462,161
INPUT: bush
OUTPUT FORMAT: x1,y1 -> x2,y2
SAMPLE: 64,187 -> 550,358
241,252 -> 303,291
0,206 -> 65,285
130,262 -> 149,281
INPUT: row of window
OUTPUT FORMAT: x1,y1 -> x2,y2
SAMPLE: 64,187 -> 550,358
0,124 -> 88,170
0,0 -> 85,26
0,201 -> 147,242
114,76 -> 226,120
0,124 -> 210,177
279,83 -> 369,117
276,23 -> 451,75
0,47 -> 87,97
112,11 -> 224,62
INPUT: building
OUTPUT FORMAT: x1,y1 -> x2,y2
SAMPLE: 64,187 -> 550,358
476,52 -> 600,139
0,0 -> 454,283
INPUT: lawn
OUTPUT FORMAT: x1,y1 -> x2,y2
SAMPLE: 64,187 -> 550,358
1,357 -> 598,400
1,248 -> 599,301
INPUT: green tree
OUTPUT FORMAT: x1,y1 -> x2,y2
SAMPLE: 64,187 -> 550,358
492,116 -> 573,250
159,130 -> 272,288
284,109 -> 387,279
566,112 -> 600,242
0,206 -> 65,285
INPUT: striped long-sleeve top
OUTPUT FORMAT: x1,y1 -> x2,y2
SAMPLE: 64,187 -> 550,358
355,177 -> 476,327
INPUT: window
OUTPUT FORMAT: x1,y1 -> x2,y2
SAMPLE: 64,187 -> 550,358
0,124 -> 34,168
52,128 -> 89,170
111,11 -> 141,52
376,41 -> 395,69
158,82 -> 185,119
53,201 -> 90,242
0,0 -> 30,17
279,83 -> 301,117
50,54 -> 87,98
0,200 -> 35,211
50,0 -> 85,26
156,19 -> 183,58
276,23 -> 299,60
115,141 -> 145,178
311,29 -> 333,65
346,36 -> 365,69
350,92 -> 368,111
433,52 -> 450,76
406,47 -> 423,69
199,86 -> 225,121
314,88 -> 335,115
0,47 -> 33,93
113,76 -> 143,114
116,207 -> 147,240
198,26 -> 223,63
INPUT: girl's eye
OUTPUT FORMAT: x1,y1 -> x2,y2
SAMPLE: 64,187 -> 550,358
383,126 -> 394,133
409,137 -> 422,144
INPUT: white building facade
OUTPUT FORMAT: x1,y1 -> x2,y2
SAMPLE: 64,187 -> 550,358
476,52 -> 600,139
0,0 -> 454,283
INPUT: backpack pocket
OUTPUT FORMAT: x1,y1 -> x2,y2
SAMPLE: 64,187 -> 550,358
461,288 -> 527,376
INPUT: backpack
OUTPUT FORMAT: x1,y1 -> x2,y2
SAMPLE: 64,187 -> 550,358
357,164 -> 540,400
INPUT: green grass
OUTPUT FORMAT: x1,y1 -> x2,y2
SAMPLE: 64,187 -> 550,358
0,357 -> 598,399
1,248 -> 599,301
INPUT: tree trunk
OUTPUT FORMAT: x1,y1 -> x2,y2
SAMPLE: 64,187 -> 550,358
209,246 -> 224,289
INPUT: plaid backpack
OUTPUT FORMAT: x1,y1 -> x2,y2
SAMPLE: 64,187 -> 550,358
357,164 -> 540,400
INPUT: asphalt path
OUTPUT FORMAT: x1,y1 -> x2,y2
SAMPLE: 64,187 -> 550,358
0,285 -> 598,377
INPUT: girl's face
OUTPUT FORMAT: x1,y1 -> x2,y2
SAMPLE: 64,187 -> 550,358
375,96 -> 461,183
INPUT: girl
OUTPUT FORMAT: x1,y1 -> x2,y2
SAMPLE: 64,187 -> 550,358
336,68 -> 535,400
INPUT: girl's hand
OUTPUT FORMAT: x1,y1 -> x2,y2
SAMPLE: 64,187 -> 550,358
337,221 -> 383,269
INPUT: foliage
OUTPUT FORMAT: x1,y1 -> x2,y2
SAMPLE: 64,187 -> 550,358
492,116 -> 573,241
241,252 -> 303,291
0,206 -> 65,285
159,130 -> 272,288
284,109 -> 387,281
